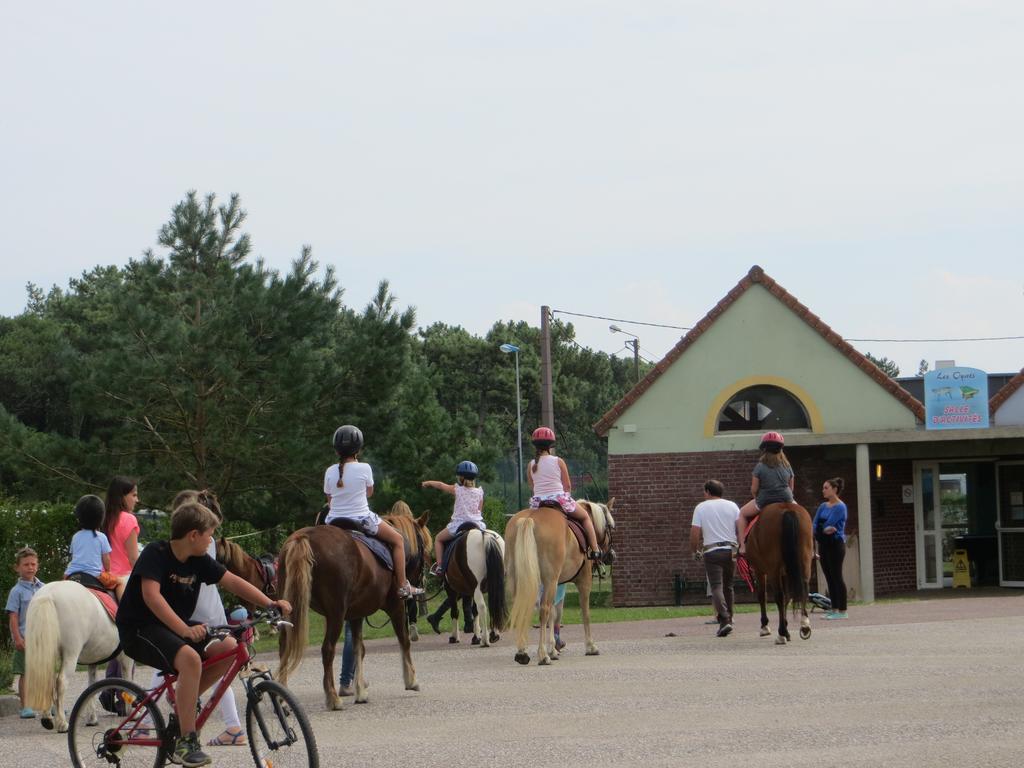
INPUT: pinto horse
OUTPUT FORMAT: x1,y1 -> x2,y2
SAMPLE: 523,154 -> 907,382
23,581 -> 133,733
276,523 -> 418,711
437,527 -> 508,646
215,536 -> 277,611
505,499 -> 615,665
743,501 -> 814,644
381,501 -> 432,641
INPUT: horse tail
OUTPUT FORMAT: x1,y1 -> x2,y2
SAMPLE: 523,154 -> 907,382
781,507 -> 806,608
506,518 -> 540,636
484,533 -> 508,631
24,590 -> 59,712
277,533 -> 314,685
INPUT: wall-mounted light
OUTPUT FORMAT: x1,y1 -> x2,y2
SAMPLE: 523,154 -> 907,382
875,463 -> 883,481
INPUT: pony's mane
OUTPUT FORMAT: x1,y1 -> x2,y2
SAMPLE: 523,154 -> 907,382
581,500 -> 615,539
382,501 -> 432,557
217,537 -> 250,573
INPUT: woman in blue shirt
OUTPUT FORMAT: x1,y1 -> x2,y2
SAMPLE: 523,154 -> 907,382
813,477 -> 848,619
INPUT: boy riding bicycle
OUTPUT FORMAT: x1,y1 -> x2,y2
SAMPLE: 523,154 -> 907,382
115,501 -> 291,768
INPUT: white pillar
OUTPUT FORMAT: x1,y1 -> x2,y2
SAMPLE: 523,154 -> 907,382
855,443 -> 875,603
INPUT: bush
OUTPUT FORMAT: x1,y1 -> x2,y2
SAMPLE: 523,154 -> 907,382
0,647 -> 12,692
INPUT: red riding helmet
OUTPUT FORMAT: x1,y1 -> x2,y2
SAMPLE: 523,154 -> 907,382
531,426 -> 556,443
759,431 -> 785,451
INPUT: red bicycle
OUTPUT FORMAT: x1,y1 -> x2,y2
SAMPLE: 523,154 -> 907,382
67,609 -> 318,768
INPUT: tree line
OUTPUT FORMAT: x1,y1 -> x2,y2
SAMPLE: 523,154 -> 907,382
0,192 -> 644,533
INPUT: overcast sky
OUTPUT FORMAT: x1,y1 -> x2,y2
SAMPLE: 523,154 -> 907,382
2,2 -> 1021,376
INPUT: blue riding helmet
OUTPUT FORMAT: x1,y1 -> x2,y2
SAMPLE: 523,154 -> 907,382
456,460 -> 479,479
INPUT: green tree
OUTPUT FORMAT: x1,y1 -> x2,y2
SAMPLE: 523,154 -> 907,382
865,352 -> 900,378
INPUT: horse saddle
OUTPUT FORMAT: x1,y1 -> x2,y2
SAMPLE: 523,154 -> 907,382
255,554 -> 278,595
536,501 -> 587,554
438,522 -> 480,578
349,532 -> 394,571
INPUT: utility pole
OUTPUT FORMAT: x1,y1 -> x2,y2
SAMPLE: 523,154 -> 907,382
540,305 -> 554,427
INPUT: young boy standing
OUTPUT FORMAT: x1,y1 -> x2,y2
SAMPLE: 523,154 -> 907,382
116,502 -> 290,768
5,546 -> 44,719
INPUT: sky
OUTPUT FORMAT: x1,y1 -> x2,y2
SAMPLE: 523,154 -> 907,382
2,2 -> 1022,376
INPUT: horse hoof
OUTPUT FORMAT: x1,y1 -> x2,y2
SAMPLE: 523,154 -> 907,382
585,648 -> 600,656
800,626 -> 812,640
330,699 -> 345,711
775,635 -> 787,645
40,717 -> 54,731
471,635 -> 481,645
448,637 -> 459,644
514,652 -> 530,665
489,631 -> 500,643
355,697 -> 369,704
407,683 -> 420,692
538,656 -> 551,666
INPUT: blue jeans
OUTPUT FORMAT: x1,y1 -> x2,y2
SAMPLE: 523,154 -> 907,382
340,622 -> 355,686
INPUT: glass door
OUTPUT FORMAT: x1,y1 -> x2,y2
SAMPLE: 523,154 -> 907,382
914,462 -> 942,589
997,462 -> 1024,587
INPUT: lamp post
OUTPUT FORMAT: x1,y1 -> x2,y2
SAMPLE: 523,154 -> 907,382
500,343 -> 523,509
610,324 -> 640,382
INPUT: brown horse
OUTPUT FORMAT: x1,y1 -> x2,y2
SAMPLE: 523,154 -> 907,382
744,501 -> 814,644
276,523 -> 419,710
215,536 -> 277,612
381,501 -> 432,641
505,499 -> 615,665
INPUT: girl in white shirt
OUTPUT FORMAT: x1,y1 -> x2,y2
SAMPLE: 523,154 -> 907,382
527,427 -> 603,559
423,460 -> 485,576
324,425 -> 424,599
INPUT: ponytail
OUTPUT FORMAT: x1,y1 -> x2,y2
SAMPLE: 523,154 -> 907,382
336,459 -> 345,488
531,440 -> 554,475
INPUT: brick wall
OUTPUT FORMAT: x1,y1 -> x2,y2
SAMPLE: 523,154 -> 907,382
608,449 -> 917,606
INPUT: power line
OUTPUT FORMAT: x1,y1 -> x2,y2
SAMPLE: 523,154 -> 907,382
552,307 -> 1023,344
551,308 -> 691,331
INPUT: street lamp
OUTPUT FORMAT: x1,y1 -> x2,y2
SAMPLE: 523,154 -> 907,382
499,343 -> 524,509
610,324 -> 640,383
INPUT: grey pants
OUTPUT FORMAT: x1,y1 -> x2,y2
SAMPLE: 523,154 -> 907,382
704,549 -> 735,626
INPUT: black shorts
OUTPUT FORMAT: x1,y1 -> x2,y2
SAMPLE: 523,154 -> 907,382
119,622 -> 206,673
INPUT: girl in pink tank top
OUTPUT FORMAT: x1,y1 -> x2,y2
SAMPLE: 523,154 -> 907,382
104,476 -> 140,600
527,427 -> 603,559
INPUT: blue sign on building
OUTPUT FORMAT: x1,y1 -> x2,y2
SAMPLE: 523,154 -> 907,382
924,367 -> 989,430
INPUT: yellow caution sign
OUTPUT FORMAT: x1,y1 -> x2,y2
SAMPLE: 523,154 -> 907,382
952,549 -> 971,589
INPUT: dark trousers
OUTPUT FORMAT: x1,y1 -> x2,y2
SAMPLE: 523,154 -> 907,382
704,549 -> 735,626
818,537 -> 848,611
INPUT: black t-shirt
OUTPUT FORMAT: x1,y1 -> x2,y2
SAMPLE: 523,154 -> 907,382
116,540 -> 226,631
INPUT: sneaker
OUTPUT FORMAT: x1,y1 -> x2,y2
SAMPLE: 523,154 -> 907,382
825,611 -> 849,620
396,582 -> 425,599
171,732 -> 212,768
716,623 -> 733,638
19,707 -> 35,719
555,636 -> 566,651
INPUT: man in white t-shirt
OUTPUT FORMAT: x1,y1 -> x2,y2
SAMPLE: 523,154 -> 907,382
689,479 -> 740,638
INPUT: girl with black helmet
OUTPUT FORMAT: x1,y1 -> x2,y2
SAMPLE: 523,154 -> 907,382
324,425 -> 425,598
736,431 -> 796,555
422,460 -> 485,576
527,427 -> 603,560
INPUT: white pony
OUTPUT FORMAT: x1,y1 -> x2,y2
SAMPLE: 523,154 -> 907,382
24,581 -> 132,733
437,528 -> 508,646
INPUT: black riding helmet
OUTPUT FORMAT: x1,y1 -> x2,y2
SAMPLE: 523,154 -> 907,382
332,425 -> 364,458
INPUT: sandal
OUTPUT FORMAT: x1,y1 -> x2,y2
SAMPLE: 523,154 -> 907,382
397,582 -> 425,599
429,563 -> 442,577
587,548 -> 604,561
208,729 -> 247,746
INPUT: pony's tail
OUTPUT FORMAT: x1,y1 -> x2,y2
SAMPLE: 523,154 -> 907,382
780,508 -> 806,608
484,533 -> 508,631
506,518 -> 540,636
277,534 -> 314,685
24,592 -> 59,712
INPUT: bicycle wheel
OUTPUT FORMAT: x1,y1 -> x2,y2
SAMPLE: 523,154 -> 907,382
68,678 -> 167,768
246,679 -> 319,768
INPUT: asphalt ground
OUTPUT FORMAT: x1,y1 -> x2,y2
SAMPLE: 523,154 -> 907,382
4,593 -> 1024,768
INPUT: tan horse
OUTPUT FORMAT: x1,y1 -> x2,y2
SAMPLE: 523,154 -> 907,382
744,501 -> 814,644
276,523 -> 419,710
381,501 -> 432,641
215,537 -> 276,612
505,499 -> 615,665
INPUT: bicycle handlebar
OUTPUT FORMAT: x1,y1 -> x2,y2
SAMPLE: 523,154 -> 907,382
205,607 -> 293,642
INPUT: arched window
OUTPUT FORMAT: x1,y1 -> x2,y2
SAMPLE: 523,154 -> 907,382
717,385 -> 810,433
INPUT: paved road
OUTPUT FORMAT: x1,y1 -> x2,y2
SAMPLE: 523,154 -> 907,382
5,594 -> 1024,767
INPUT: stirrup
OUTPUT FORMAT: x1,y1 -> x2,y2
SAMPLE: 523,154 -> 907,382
587,548 -> 604,561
